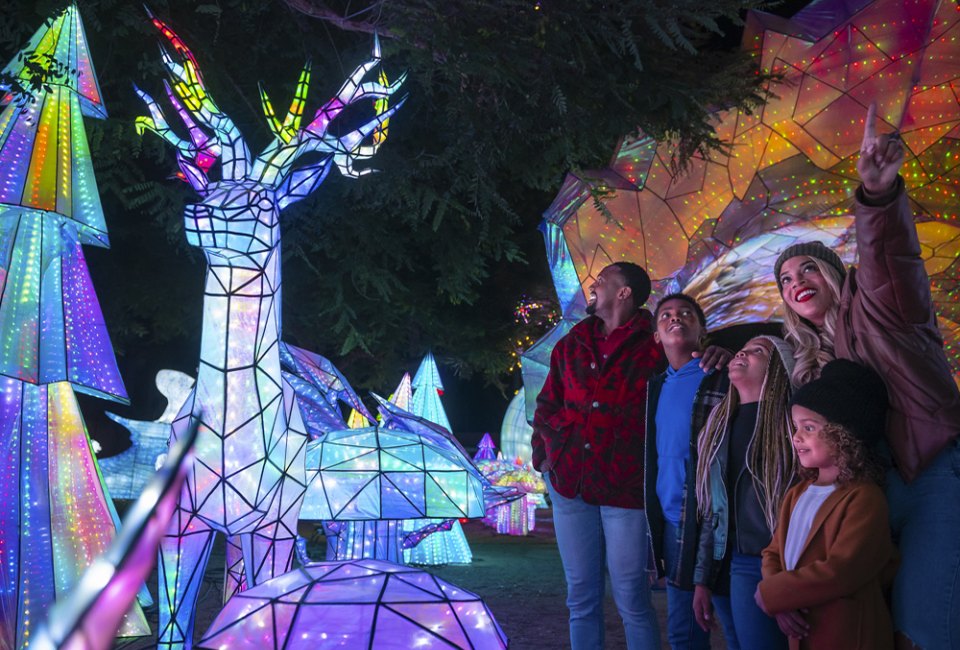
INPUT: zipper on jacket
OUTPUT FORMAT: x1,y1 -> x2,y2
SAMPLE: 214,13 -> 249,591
709,425 -> 729,560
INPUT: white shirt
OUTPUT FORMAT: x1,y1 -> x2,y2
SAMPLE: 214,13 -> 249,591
784,483 -> 837,570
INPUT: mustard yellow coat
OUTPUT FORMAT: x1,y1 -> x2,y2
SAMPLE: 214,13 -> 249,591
759,480 -> 897,650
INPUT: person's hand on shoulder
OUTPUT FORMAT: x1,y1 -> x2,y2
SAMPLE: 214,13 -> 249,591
692,345 -> 731,371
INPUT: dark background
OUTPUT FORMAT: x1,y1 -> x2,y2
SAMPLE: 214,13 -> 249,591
0,0 -> 810,455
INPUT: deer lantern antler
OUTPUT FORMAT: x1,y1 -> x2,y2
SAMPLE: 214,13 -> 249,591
253,33 -> 407,207
135,13 -> 406,202
134,11 -> 250,190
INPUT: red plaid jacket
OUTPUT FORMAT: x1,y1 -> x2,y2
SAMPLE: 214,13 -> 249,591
532,312 -> 663,508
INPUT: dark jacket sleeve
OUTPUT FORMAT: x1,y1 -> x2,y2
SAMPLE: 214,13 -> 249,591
694,512 -> 717,587
531,342 -> 565,472
853,176 -> 934,326
644,376 -> 664,576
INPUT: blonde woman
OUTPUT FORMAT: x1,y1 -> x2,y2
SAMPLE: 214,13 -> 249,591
773,103 -> 960,650
692,336 -> 796,649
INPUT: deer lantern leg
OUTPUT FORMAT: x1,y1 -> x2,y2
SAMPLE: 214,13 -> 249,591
157,514 -> 215,649
223,535 -> 246,601
244,382 -> 310,586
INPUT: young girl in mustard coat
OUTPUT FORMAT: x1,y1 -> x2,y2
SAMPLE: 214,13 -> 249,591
756,359 -> 896,650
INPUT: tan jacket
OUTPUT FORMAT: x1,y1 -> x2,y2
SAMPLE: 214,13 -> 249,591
759,480 -> 896,650
838,179 -> 960,482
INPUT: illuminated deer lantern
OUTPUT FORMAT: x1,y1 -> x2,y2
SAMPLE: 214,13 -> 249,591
134,14 -> 404,648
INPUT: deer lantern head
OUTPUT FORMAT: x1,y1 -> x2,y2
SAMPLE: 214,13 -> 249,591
181,183 -> 280,264
134,11 -> 405,265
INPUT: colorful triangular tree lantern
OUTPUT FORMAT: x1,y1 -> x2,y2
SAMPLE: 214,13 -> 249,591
347,408 -> 369,428
474,433 -> 497,461
409,351 -> 451,433
389,372 -> 413,411
0,6 -> 147,646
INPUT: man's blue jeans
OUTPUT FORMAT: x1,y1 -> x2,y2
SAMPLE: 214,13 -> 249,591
886,440 -> 960,649
547,480 -> 660,650
662,521 -> 739,650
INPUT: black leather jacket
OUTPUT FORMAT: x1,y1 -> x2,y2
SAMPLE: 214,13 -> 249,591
694,408 -> 776,586
645,370 -> 729,590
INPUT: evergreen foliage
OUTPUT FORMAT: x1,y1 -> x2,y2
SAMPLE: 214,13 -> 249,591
0,0 -> 770,418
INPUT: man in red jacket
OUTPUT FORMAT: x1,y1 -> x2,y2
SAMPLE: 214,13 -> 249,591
533,262 -> 661,649
533,262 -> 670,649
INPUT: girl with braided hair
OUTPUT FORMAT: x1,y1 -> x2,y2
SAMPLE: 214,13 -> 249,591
692,336 -> 796,649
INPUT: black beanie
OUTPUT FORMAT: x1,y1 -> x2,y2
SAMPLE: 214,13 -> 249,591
774,241 -> 846,290
790,359 -> 888,447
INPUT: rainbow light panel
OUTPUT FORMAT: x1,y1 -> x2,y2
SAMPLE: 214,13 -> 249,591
0,381 -> 150,647
133,12 -> 405,648
0,5 -> 124,398
198,560 -> 508,649
0,6 -> 146,647
30,418 -> 198,649
541,0 -> 960,380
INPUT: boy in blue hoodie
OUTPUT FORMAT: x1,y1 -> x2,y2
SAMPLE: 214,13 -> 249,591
645,294 -> 739,650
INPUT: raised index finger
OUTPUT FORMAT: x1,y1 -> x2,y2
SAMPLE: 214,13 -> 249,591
862,102 -> 877,145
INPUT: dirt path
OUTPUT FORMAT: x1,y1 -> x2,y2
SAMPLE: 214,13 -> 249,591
115,511 -> 729,649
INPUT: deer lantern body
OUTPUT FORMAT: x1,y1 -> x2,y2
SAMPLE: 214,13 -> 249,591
135,14 -> 403,648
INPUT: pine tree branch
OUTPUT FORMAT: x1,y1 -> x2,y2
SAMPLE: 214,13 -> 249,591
282,0 -> 391,37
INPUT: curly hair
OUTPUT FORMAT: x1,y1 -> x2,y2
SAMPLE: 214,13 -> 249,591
781,257 -> 844,386
797,422 -> 886,486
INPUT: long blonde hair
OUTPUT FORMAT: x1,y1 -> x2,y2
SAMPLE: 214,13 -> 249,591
695,338 -> 796,532
781,257 -> 844,386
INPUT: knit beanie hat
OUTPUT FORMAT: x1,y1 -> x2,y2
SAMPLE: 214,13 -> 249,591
790,359 -> 888,448
756,335 -> 797,386
773,241 -> 846,290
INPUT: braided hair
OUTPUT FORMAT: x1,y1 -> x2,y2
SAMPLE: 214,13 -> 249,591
695,338 -> 797,532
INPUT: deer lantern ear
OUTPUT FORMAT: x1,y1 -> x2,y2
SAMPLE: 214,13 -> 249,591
177,156 -> 209,192
276,160 -> 332,211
